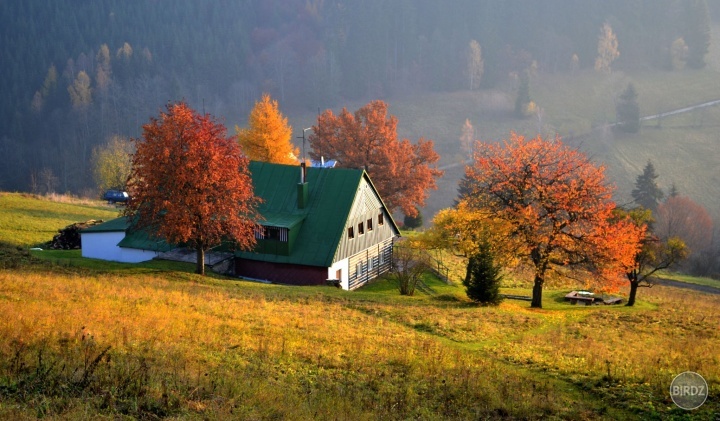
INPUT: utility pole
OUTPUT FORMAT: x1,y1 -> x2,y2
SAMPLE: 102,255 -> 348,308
297,127 -> 312,162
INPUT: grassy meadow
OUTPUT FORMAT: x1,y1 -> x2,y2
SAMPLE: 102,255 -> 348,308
0,194 -> 718,419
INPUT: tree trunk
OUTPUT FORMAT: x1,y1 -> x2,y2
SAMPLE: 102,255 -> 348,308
531,274 -> 544,308
196,247 -> 205,275
626,280 -> 638,306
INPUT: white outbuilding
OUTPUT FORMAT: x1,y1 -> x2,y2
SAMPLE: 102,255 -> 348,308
80,217 -> 171,263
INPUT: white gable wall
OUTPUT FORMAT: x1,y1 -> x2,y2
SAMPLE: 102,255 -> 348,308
81,231 -> 159,263
328,258 -> 349,290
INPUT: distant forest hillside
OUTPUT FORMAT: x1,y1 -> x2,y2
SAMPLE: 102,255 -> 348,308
0,0 -> 716,194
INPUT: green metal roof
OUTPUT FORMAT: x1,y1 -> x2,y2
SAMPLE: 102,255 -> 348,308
236,161 -> 366,267
261,212 -> 306,229
117,228 -> 173,252
81,216 -> 129,232
82,216 -> 172,252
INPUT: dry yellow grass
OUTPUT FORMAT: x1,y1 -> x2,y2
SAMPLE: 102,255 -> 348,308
1,265 -> 717,419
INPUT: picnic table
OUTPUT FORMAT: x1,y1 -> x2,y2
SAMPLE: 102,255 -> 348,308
565,291 -> 623,305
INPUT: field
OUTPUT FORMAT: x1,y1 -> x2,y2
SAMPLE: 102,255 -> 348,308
0,194 -> 718,419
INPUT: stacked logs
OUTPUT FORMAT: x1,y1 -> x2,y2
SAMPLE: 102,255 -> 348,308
49,220 -> 104,250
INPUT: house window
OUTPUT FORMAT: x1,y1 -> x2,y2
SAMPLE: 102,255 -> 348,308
367,218 -> 373,231
378,213 -> 384,226
348,226 -> 355,239
358,221 -> 364,235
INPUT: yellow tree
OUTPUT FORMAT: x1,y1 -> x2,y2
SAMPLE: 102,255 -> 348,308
92,135 -> 134,192
595,22 -> 620,74
236,93 -> 298,164
68,71 -> 92,108
466,40 -> 484,90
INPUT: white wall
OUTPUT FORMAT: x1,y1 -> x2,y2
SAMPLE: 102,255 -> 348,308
328,258 -> 349,290
81,232 -> 158,263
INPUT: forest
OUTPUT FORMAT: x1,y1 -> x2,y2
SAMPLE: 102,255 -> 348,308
0,0 -> 716,194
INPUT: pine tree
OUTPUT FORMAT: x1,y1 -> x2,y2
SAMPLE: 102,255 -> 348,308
463,242 -> 503,305
632,161 -> 664,211
616,83 -> 640,133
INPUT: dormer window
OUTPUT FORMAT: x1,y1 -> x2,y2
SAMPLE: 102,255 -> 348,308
256,225 -> 288,242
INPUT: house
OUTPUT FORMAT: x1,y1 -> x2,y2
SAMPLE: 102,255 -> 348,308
80,216 -> 172,263
235,161 -> 400,290
81,162 -> 400,290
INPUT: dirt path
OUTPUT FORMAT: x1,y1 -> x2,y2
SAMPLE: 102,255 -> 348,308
652,277 -> 720,295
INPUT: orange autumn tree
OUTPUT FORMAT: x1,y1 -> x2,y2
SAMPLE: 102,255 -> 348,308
614,207 -> 687,307
465,133 -> 643,308
124,101 -> 260,275
308,100 -> 442,217
236,93 -> 298,164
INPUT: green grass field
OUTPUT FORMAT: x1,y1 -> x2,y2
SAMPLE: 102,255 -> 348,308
0,193 -> 717,419
0,192 -> 119,247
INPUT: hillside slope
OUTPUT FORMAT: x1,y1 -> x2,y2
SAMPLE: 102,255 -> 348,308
0,192 -> 718,419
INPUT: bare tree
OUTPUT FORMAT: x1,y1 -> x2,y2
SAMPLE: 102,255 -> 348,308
391,240 -> 431,296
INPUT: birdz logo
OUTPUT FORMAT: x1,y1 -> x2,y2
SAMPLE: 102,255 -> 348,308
670,371 -> 708,410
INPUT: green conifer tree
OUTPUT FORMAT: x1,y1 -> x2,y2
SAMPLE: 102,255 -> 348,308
632,161 -> 664,211
463,242 -> 503,305
616,83 -> 640,133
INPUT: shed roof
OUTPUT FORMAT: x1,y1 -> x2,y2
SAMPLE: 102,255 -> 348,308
236,161 -> 384,267
117,228 -> 173,252
81,216 -> 173,252
81,216 -> 129,233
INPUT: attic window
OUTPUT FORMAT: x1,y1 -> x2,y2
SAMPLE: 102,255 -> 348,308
358,221 -> 365,235
367,218 -> 373,231
378,213 -> 384,226
348,226 -> 355,239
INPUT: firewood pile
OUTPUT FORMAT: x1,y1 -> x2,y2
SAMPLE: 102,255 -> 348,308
49,220 -> 104,250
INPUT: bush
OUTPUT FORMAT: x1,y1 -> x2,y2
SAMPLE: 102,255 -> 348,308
463,243 -> 503,305
403,209 -> 424,230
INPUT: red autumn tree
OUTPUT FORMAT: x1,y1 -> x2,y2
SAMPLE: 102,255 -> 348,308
655,195 -> 713,255
308,100 -> 443,217
124,102 -> 260,275
465,132 -> 643,308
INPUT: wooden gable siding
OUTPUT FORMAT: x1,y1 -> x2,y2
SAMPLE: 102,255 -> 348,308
333,177 -> 397,263
348,237 -> 394,290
